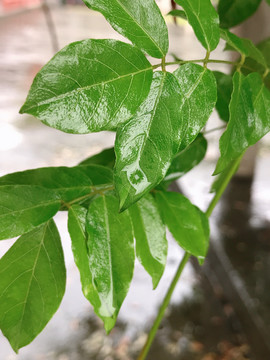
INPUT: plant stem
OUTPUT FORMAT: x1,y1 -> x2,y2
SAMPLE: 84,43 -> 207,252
137,252 -> 190,360
137,155 -> 243,360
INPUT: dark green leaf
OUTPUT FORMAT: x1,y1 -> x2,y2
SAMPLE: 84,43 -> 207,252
0,165 -> 112,203
129,194 -> 167,289
162,134 -> 207,185
214,71 -> 233,122
114,71 -> 182,210
214,71 -> 270,174
218,0 -> 262,28
68,205 -> 116,331
0,186 -> 61,240
220,29 -> 267,68
168,9 -> 187,20
267,0 -> 270,5
174,0 -> 220,51
82,0 -> 168,58
242,38 -> 270,90
0,220 -> 66,352
86,195 -> 134,332
156,191 -> 209,260
79,148 -> 115,169
20,40 -> 153,134
173,64 -> 217,150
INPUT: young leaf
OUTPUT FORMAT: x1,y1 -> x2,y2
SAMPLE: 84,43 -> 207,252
173,64 -> 217,150
220,29 -> 267,68
167,9 -> 187,20
218,0 -> 262,28
0,165 -> 113,203
68,205 -> 116,331
156,191 -> 209,260
174,0 -> 220,51
0,185 -> 61,240
82,0 -> 168,58
214,71 -> 233,122
129,194 -> 167,289
214,72 -> 270,174
162,133 -> 207,185
20,39 -> 153,134
86,194 -> 134,332
114,71 -> 183,210
0,220 -> 66,352
79,148 -> 115,169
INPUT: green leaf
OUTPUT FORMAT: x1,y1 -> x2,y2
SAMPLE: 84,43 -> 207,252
174,0 -> 220,51
0,165 -> 112,204
173,64 -> 217,150
86,194 -> 134,332
162,134 -> 207,185
168,9 -> 187,20
214,71 -> 270,174
218,0 -> 262,28
156,191 -> 209,260
214,71 -> 233,122
0,220 -> 66,352
20,39 -> 153,134
114,71 -> 183,210
242,38 -> 270,90
220,29 -> 267,68
0,185 -> 61,240
267,0 -> 270,5
82,0 -> 168,58
129,194 -> 167,289
79,148 -> 115,169
210,160 -> 240,194
68,205 -> 116,331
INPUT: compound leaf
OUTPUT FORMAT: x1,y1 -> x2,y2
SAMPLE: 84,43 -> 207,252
214,71 -> 233,122
0,220 -> 66,352
214,71 -> 270,174
173,64 -> 217,150
0,165 -> 112,203
129,194 -> 167,289
156,191 -> 209,260
0,185 -> 61,240
174,0 -> 220,51
82,0 -> 168,58
20,39 -> 153,134
162,133 -> 207,185
86,195 -> 134,332
218,0 -> 262,28
114,71 -> 182,210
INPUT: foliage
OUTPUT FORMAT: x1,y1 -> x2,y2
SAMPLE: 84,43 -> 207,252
1,0 -> 270,354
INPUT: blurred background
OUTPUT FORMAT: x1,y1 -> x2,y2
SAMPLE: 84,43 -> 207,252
0,1 -> 270,359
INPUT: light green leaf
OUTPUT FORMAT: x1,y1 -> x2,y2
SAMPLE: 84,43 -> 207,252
86,195 -> 134,332
79,148 -> 115,169
129,194 -> 167,289
156,191 -> 209,260
167,9 -> 187,20
68,205 -> 116,331
162,134 -> 207,185
220,29 -> 267,68
214,72 -> 270,174
0,220 -> 66,352
0,186 -> 61,240
82,0 -> 168,58
218,0 -> 262,28
173,64 -> 217,150
214,71 -> 233,122
210,160 -> 240,194
114,71 -> 182,210
20,40 -> 153,134
0,165 -> 113,203
174,0 -> 220,51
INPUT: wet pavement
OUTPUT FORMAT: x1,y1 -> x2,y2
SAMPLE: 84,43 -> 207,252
1,5 -> 270,360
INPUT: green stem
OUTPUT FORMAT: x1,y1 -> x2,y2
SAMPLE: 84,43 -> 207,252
137,252 -> 190,360
138,155 -> 243,360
